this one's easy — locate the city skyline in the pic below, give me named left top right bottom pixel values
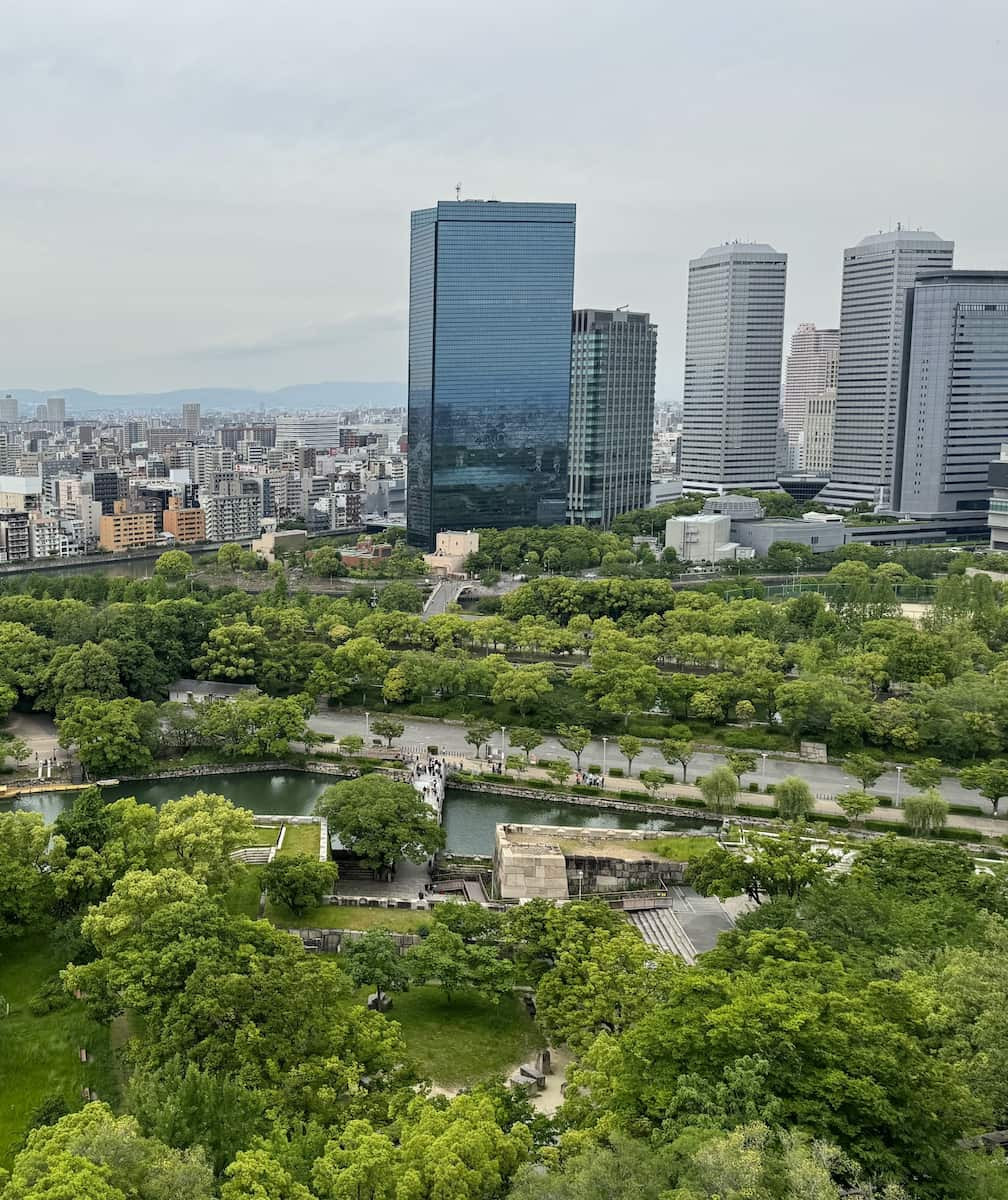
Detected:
left=3, top=0, right=1005, bottom=397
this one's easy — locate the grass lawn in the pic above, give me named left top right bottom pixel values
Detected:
left=0, top=936, right=120, bottom=1168
left=647, top=835, right=717, bottom=861
left=266, top=902, right=431, bottom=932
left=246, top=826, right=281, bottom=848
left=224, top=866, right=264, bottom=918
left=278, top=823, right=320, bottom=858
left=376, top=986, right=545, bottom=1087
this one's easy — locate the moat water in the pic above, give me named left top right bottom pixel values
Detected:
left=11, top=771, right=707, bottom=856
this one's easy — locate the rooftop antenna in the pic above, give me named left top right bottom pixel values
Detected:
left=455, top=181, right=462, bottom=201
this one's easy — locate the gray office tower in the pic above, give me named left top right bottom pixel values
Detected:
left=894, top=271, right=1008, bottom=516
left=817, top=229, right=954, bottom=509
left=406, top=200, right=575, bottom=548
left=680, top=243, right=787, bottom=491
left=46, top=396, right=66, bottom=424
left=567, top=309, right=657, bottom=527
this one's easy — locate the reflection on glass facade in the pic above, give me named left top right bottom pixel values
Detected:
left=407, top=200, right=576, bottom=548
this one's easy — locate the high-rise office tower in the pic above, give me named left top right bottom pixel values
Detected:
left=182, top=402, right=201, bottom=436
left=406, top=199, right=575, bottom=547
left=567, top=309, right=657, bottom=527
left=46, top=396, right=66, bottom=424
left=818, top=228, right=954, bottom=509
left=680, top=243, right=787, bottom=491
left=0, top=396, right=17, bottom=423
left=894, top=270, right=1008, bottom=516
left=801, top=388, right=837, bottom=475
left=781, top=323, right=839, bottom=458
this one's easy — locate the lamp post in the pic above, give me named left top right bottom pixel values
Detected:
left=760, top=752, right=768, bottom=783
left=500, top=726, right=507, bottom=763
left=601, top=736, right=608, bottom=783
left=576, top=869, right=584, bottom=900
left=364, top=711, right=370, bottom=738
left=895, top=764, right=904, bottom=809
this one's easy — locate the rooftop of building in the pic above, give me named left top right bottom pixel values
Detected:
left=914, top=270, right=1008, bottom=284
left=697, top=241, right=783, bottom=259
left=853, top=228, right=950, bottom=247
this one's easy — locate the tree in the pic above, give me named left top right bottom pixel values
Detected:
left=547, top=761, right=572, bottom=788
left=194, top=622, right=266, bottom=682
left=370, top=715, right=405, bottom=748
left=407, top=923, right=513, bottom=1003
left=154, top=792, right=255, bottom=888
left=1, top=1104, right=214, bottom=1200
left=618, top=735, right=642, bottom=775
left=688, top=833, right=832, bottom=905
left=338, top=734, right=365, bottom=756
left=154, top=549, right=195, bottom=580
left=376, top=581, right=424, bottom=613
left=35, top=641, right=124, bottom=713
left=661, top=737, right=695, bottom=782
left=509, top=726, right=544, bottom=762
left=699, top=764, right=739, bottom=811
left=217, top=543, right=243, bottom=572
left=465, top=719, right=498, bottom=759
left=726, top=751, right=757, bottom=788
left=54, top=785, right=109, bottom=854
left=222, top=1150, right=313, bottom=1200
left=57, top=696, right=158, bottom=776
left=317, top=775, right=445, bottom=870
left=835, top=788, right=876, bottom=826
left=905, top=757, right=943, bottom=791
left=960, top=760, right=1008, bottom=816
left=843, top=751, right=884, bottom=791
left=903, top=787, right=949, bottom=836
left=775, top=776, right=815, bottom=821
left=0, top=811, right=59, bottom=936
left=263, top=854, right=339, bottom=916
left=639, top=768, right=666, bottom=799
left=127, top=1059, right=267, bottom=1178
left=341, top=929, right=411, bottom=1007
left=557, top=724, right=592, bottom=770
left=491, top=664, right=554, bottom=714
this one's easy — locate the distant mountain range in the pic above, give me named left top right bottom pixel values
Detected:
left=3, top=381, right=406, bottom=415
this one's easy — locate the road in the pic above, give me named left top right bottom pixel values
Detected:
left=309, top=710, right=992, bottom=816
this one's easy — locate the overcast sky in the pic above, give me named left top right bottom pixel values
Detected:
left=3, top=0, right=1005, bottom=400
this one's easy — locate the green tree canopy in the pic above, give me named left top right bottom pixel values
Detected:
left=317, top=775, right=445, bottom=870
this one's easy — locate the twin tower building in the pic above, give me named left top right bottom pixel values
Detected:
left=406, top=201, right=656, bottom=548
left=406, top=200, right=1008, bottom=549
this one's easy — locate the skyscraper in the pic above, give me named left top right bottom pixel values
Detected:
left=567, top=309, right=657, bottom=527
left=818, top=229, right=954, bottom=509
left=182, top=402, right=201, bottom=436
left=781, top=322, right=839, bottom=461
left=46, top=396, right=66, bottom=424
left=894, top=271, right=1008, bottom=516
left=680, top=243, right=787, bottom=491
left=407, top=199, right=576, bottom=548
left=0, top=396, right=17, bottom=423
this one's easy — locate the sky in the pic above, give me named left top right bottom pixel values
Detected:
left=2, top=0, right=1006, bottom=401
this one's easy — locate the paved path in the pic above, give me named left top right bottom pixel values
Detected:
left=309, top=709, right=994, bottom=818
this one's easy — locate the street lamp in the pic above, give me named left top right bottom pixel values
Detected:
left=895, top=764, right=904, bottom=809
left=601, top=736, right=608, bottom=782
left=500, top=726, right=507, bottom=762
left=760, top=752, right=768, bottom=783
left=576, top=869, right=584, bottom=900
left=364, top=711, right=370, bottom=738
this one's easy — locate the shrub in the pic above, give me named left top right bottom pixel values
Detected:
left=586, top=763, right=602, bottom=774
left=610, top=767, right=624, bottom=778
left=747, top=782, right=759, bottom=793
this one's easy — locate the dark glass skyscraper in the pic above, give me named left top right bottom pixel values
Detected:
left=407, top=200, right=576, bottom=548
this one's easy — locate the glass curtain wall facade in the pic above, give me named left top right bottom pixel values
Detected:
left=894, top=271, right=1008, bottom=515
left=680, top=243, right=787, bottom=491
left=818, top=229, right=954, bottom=509
left=567, top=309, right=657, bottom=527
left=407, top=200, right=576, bottom=548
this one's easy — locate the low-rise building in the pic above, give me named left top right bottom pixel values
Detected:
left=99, top=502, right=157, bottom=551
left=423, top=530, right=480, bottom=576
left=162, top=496, right=206, bottom=544
left=990, top=445, right=1008, bottom=551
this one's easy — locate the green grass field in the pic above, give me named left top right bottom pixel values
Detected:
left=375, top=986, right=544, bottom=1087
left=277, top=823, right=321, bottom=858
left=266, top=902, right=431, bottom=932
left=0, top=937, right=119, bottom=1168
left=246, top=826, right=281, bottom=848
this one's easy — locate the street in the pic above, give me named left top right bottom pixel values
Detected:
left=309, top=709, right=993, bottom=816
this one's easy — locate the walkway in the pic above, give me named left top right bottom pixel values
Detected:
left=308, top=710, right=996, bottom=818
